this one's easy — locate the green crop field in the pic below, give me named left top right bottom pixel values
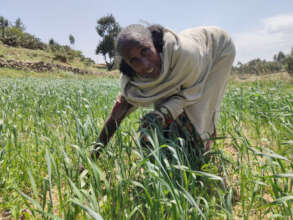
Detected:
left=0, top=70, right=292, bottom=219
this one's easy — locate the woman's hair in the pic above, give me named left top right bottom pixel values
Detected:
left=118, top=24, right=165, bottom=78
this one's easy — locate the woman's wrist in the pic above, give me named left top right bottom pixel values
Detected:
left=159, top=106, right=173, bottom=125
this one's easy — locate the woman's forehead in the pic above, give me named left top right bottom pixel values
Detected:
left=121, top=44, right=141, bottom=60
left=120, top=38, right=152, bottom=56
left=124, top=37, right=151, bottom=47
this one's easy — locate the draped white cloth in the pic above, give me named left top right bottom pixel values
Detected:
left=121, top=26, right=236, bottom=140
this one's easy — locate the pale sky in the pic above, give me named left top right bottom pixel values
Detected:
left=1, top=0, right=293, bottom=64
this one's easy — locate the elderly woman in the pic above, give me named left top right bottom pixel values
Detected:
left=92, top=24, right=236, bottom=159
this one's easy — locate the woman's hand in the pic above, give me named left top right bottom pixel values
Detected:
left=91, top=95, right=135, bottom=160
left=141, top=110, right=166, bottom=129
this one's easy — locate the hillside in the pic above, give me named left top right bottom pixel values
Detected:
left=1, top=40, right=110, bottom=73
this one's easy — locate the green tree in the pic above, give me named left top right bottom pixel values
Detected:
left=96, top=14, right=121, bottom=70
left=14, top=17, right=25, bottom=31
left=277, top=51, right=286, bottom=64
left=0, top=16, right=9, bottom=38
left=285, top=55, right=293, bottom=74
left=49, top=38, right=60, bottom=52
left=49, top=38, right=55, bottom=46
left=69, top=34, right=75, bottom=46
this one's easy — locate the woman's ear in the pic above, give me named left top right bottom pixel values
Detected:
left=119, top=59, right=136, bottom=78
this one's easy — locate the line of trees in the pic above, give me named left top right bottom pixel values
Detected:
left=233, top=49, right=293, bottom=75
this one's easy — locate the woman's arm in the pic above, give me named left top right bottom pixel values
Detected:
left=91, top=95, right=135, bottom=159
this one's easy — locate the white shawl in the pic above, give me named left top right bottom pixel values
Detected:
left=120, top=26, right=235, bottom=140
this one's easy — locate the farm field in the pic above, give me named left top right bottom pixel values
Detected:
left=0, top=70, right=292, bottom=219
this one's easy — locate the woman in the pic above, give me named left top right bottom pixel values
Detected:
left=91, top=24, right=236, bottom=160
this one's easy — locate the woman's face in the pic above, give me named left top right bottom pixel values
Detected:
left=121, top=39, right=161, bottom=79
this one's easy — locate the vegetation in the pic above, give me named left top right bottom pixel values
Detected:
left=96, top=14, right=121, bottom=70
left=0, top=70, right=292, bottom=219
left=233, top=59, right=282, bottom=75
left=0, top=15, right=95, bottom=67
left=285, top=52, right=293, bottom=73
left=0, top=16, right=9, bottom=38
left=69, top=34, right=75, bottom=47
left=0, top=16, right=46, bottom=50
left=0, top=42, right=101, bottom=73
left=233, top=49, right=293, bottom=75
left=14, top=17, right=26, bottom=31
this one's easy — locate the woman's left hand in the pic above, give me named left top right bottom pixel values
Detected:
left=140, top=110, right=166, bottom=130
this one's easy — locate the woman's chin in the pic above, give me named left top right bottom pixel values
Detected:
left=147, top=69, right=161, bottom=79
left=138, top=69, right=160, bottom=79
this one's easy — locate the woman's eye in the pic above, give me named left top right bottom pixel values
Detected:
left=130, top=58, right=139, bottom=65
left=141, top=47, right=149, bottom=56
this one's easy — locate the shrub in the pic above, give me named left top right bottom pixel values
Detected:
left=53, top=53, right=68, bottom=63
left=285, top=55, right=293, bottom=74
left=0, top=26, right=46, bottom=50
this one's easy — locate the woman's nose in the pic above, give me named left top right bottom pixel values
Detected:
left=140, top=58, right=151, bottom=69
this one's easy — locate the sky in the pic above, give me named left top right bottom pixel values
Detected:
left=1, top=0, right=293, bottom=64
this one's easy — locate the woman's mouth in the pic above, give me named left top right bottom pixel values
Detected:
left=146, top=67, right=154, bottom=74
left=138, top=67, right=160, bottom=79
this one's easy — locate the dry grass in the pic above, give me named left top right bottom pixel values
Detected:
left=231, top=72, right=293, bottom=83
left=0, top=67, right=120, bottom=79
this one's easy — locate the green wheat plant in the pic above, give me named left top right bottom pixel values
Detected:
left=0, top=73, right=292, bottom=219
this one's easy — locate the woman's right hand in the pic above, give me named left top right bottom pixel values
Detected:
left=91, top=95, right=135, bottom=160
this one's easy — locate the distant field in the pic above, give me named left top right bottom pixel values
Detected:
left=0, top=71, right=292, bottom=219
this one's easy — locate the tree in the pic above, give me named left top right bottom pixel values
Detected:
left=96, top=14, right=121, bottom=70
left=49, top=38, right=55, bottom=47
left=69, top=34, right=75, bottom=46
left=285, top=55, right=293, bottom=74
left=49, top=38, right=59, bottom=52
left=277, top=51, right=286, bottom=64
left=0, top=16, right=9, bottom=38
left=14, top=18, right=25, bottom=31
